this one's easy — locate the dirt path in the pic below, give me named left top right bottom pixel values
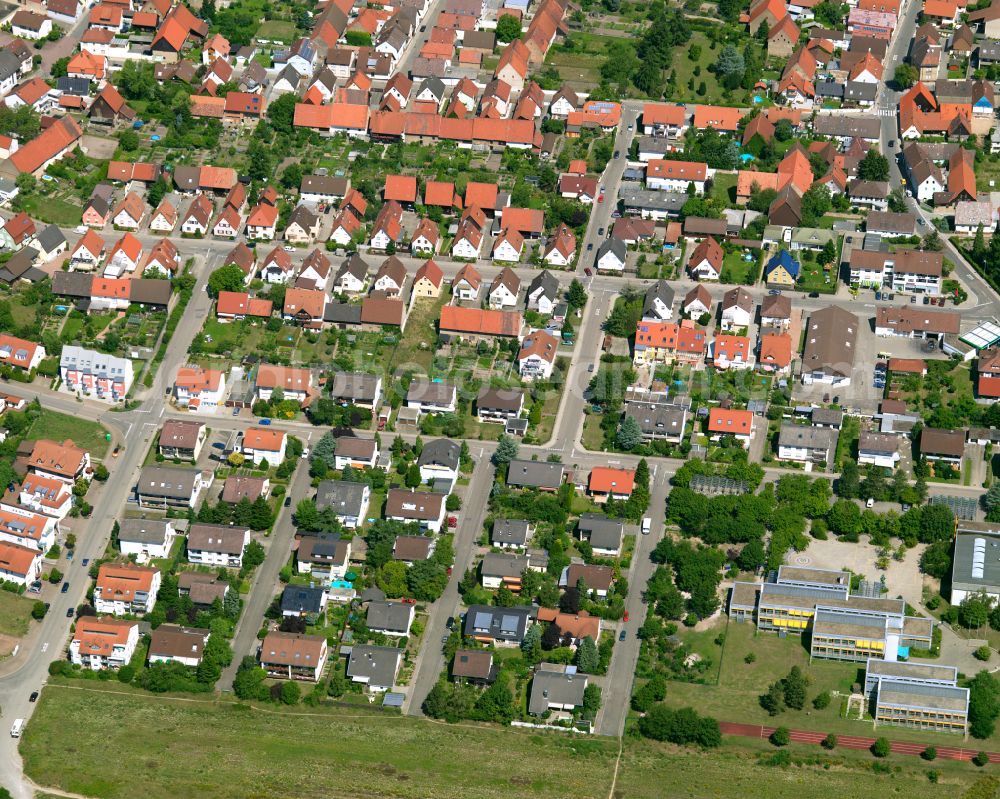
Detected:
left=720, top=720, right=996, bottom=761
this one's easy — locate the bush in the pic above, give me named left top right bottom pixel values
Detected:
left=822, top=733, right=837, bottom=750
left=871, top=737, right=891, bottom=758
left=31, top=600, right=47, bottom=620
left=973, top=751, right=990, bottom=767
left=812, top=691, right=831, bottom=710
left=48, top=568, right=63, bottom=584
left=769, top=726, right=790, bottom=747
left=921, top=746, right=936, bottom=761
left=975, top=645, right=992, bottom=661
left=117, top=664, right=136, bottom=683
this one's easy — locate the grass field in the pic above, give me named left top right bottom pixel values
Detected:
left=255, top=20, right=298, bottom=42
left=796, top=260, right=838, bottom=294
left=0, top=591, right=35, bottom=637
left=720, top=248, right=760, bottom=285
left=22, top=681, right=989, bottom=799
left=16, top=194, right=83, bottom=227
left=27, top=408, right=111, bottom=459
left=670, top=32, right=751, bottom=106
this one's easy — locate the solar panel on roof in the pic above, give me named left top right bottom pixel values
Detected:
left=474, top=611, right=491, bottom=628
left=500, top=614, right=519, bottom=632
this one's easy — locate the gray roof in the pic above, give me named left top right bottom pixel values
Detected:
left=642, top=280, right=674, bottom=319
left=136, top=465, right=200, bottom=500
left=0, top=50, right=20, bottom=82
left=624, top=400, right=687, bottom=438
left=528, top=669, right=588, bottom=715
left=859, top=431, right=899, bottom=453
left=315, top=479, right=369, bottom=517
left=845, top=81, right=877, bottom=101
left=492, top=519, right=530, bottom=546
left=417, top=438, right=460, bottom=470
left=366, top=600, right=413, bottom=633
left=328, top=371, right=380, bottom=402
left=117, top=517, right=172, bottom=545
left=866, top=211, right=916, bottom=235
left=280, top=584, right=326, bottom=615
left=417, top=76, right=445, bottom=99
left=816, top=80, right=844, bottom=99
left=777, top=423, right=838, bottom=454
left=951, top=525, right=1000, bottom=594
left=300, top=174, right=349, bottom=197
left=324, top=302, right=363, bottom=325
left=577, top=513, right=624, bottom=551
left=528, top=269, right=559, bottom=301
left=463, top=604, right=531, bottom=642
left=347, top=644, right=402, bottom=687
left=406, top=378, right=456, bottom=405
left=875, top=679, right=969, bottom=714
left=810, top=408, right=843, bottom=427
left=506, top=458, right=565, bottom=489
left=802, top=306, right=858, bottom=379
left=477, top=386, right=524, bottom=412
left=56, top=76, right=91, bottom=96
left=481, top=551, right=530, bottom=579
left=596, top=236, right=627, bottom=265
left=35, top=224, right=66, bottom=254
left=619, top=186, right=687, bottom=214
left=813, top=115, right=881, bottom=139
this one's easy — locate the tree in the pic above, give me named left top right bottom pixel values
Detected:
left=233, top=656, right=267, bottom=700
left=496, top=15, right=522, bottom=42
left=969, top=671, right=1000, bottom=738
left=960, top=594, right=992, bottom=629
left=770, top=726, right=790, bottom=746
left=377, top=561, right=409, bottom=597
left=404, top=463, right=422, bottom=488
left=267, top=92, right=298, bottom=134
left=615, top=415, right=643, bottom=451
left=582, top=684, right=602, bottom=715
left=31, top=600, right=47, bottom=620
left=919, top=540, right=952, bottom=579
left=774, top=118, right=793, bottom=142
left=822, top=733, right=837, bottom=749
left=475, top=680, right=516, bottom=723
left=813, top=691, right=831, bottom=710
left=638, top=705, right=720, bottom=747
left=893, top=63, right=918, bottom=90
left=492, top=434, right=519, bottom=466
left=986, top=481, right=1000, bottom=516
left=575, top=635, right=600, bottom=673
left=760, top=681, right=785, bottom=716
left=242, top=540, right=265, bottom=570
left=567, top=279, right=587, bottom=309
left=15, top=172, right=35, bottom=194
left=827, top=499, right=862, bottom=536
left=922, top=746, right=937, bottom=760
left=280, top=680, right=301, bottom=705
left=311, top=431, right=338, bottom=470
left=800, top=184, right=832, bottom=227
left=521, top=623, right=542, bottom=662
left=782, top=666, right=808, bottom=710
left=208, top=263, right=247, bottom=296
left=836, top=460, right=860, bottom=498
left=858, top=149, right=890, bottom=182
left=871, top=737, right=891, bottom=757
left=919, top=504, right=954, bottom=543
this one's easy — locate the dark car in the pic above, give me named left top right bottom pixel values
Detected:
left=586, top=243, right=593, bottom=251
left=584, top=267, right=593, bottom=276
left=613, top=150, right=620, bottom=159
left=284, top=496, right=292, bottom=507
left=808, top=292, right=820, bottom=298
left=446, top=616, right=455, bottom=629
left=82, top=558, right=89, bottom=566
left=598, top=227, right=605, bottom=236
left=60, top=582, right=69, bottom=594
left=66, top=607, right=74, bottom=618
left=619, top=630, right=627, bottom=641
left=29, top=691, right=38, bottom=703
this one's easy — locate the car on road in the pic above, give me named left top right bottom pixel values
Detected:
left=446, top=616, right=455, bottom=629
left=586, top=243, right=593, bottom=251
left=258, top=418, right=271, bottom=425
left=597, top=195, right=604, bottom=203
left=613, top=150, right=620, bottom=159
left=910, top=295, right=917, bottom=303
left=623, top=611, right=630, bottom=622
left=619, top=630, right=627, bottom=641
left=112, top=445, right=120, bottom=457
left=768, top=289, right=781, bottom=296
left=641, top=517, right=651, bottom=534
left=82, top=558, right=89, bottom=566
left=29, top=691, right=38, bottom=703
left=60, top=582, right=69, bottom=593
left=441, top=635, right=449, bottom=644
left=808, top=292, right=820, bottom=298
left=584, top=267, right=592, bottom=276
left=917, top=218, right=925, bottom=226
left=611, top=211, right=621, bottom=218
left=888, top=140, right=895, bottom=148
left=284, top=246, right=295, bottom=252
left=588, top=364, right=595, bottom=372
left=284, top=496, right=292, bottom=507
left=402, top=598, right=416, bottom=604
left=65, top=608, right=74, bottom=618
left=232, top=407, right=240, bottom=416
left=598, top=227, right=604, bottom=236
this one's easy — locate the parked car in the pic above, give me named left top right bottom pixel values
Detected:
left=258, top=418, right=272, bottom=425
left=866, top=497, right=875, bottom=508
left=808, top=292, right=820, bottom=298
left=28, top=692, right=38, bottom=703
left=232, top=407, right=241, bottom=416
left=446, top=616, right=455, bottom=629
left=623, top=611, right=630, bottom=622
left=65, top=608, right=73, bottom=618
left=910, top=295, right=917, bottom=303
left=402, top=598, right=416, bottom=605
left=619, top=630, right=627, bottom=641
left=584, top=267, right=593, bottom=276
left=613, top=150, right=620, bottom=159
left=284, top=496, right=292, bottom=507
left=60, top=582, right=69, bottom=594
left=112, top=445, right=120, bottom=457
left=641, top=517, right=651, bottom=535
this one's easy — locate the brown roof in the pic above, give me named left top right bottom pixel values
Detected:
left=148, top=625, right=208, bottom=660
left=452, top=649, right=494, bottom=680
left=920, top=427, right=966, bottom=458
left=221, top=475, right=269, bottom=503
left=875, top=306, right=960, bottom=335
left=260, top=631, right=326, bottom=667
left=361, top=297, right=405, bottom=327
left=761, top=293, right=791, bottom=319
left=385, top=488, right=444, bottom=521
left=802, top=306, right=858, bottom=379
left=393, top=535, right=434, bottom=561
left=565, top=563, right=614, bottom=592
left=159, top=419, right=203, bottom=450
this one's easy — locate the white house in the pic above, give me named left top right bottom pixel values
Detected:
left=596, top=237, right=627, bottom=273
left=0, top=540, right=41, bottom=587
left=488, top=269, right=519, bottom=308
left=117, top=518, right=177, bottom=563
left=186, top=524, right=251, bottom=568
left=858, top=432, right=901, bottom=469
left=93, top=563, right=161, bottom=616
left=70, top=617, right=139, bottom=671
left=518, top=330, right=559, bottom=381
left=241, top=427, right=287, bottom=467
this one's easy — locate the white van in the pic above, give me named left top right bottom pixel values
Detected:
left=641, top=518, right=651, bottom=535
left=10, top=718, right=24, bottom=737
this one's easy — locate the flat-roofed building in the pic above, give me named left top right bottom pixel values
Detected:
left=873, top=678, right=969, bottom=734
left=863, top=658, right=959, bottom=696
left=809, top=606, right=934, bottom=662
left=950, top=522, right=1000, bottom=604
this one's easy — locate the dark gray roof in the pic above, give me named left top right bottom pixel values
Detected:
left=577, top=513, right=624, bottom=550
left=624, top=400, right=687, bottom=438
left=492, top=519, right=530, bottom=546
left=506, top=458, right=565, bottom=489
left=528, top=669, right=588, bottom=715
left=481, top=551, right=530, bottom=578
left=845, top=81, right=877, bottom=102
left=186, top=523, right=248, bottom=555
left=52, top=270, right=94, bottom=298
left=417, top=76, right=445, bottom=99
left=323, top=302, right=363, bottom=324
left=596, top=236, right=627, bottom=264
left=777, top=423, right=838, bottom=454
left=315, top=479, right=369, bottom=517
left=642, top=280, right=674, bottom=319
left=0, top=50, right=19, bottom=82
left=56, top=76, right=91, bottom=96
left=816, top=80, right=845, bottom=99
left=417, top=438, right=460, bottom=470
left=366, top=600, right=413, bottom=633
left=280, top=584, right=326, bottom=614
left=136, top=465, right=201, bottom=500
left=328, top=371, right=379, bottom=402
left=811, top=408, right=844, bottom=427
left=477, top=386, right=523, bottom=412
left=347, top=644, right=401, bottom=687
left=528, top=269, right=559, bottom=300
left=463, top=604, right=531, bottom=642
left=36, top=224, right=66, bottom=253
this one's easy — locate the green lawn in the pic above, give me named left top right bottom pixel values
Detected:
left=255, top=20, right=298, bottom=42
left=21, top=680, right=987, bottom=799
left=27, top=408, right=111, bottom=459
left=669, top=31, right=752, bottom=106
left=16, top=194, right=83, bottom=227
left=796, top=259, right=839, bottom=294
left=710, top=172, right=738, bottom=206
left=0, top=591, right=36, bottom=637
left=720, top=248, right=760, bottom=285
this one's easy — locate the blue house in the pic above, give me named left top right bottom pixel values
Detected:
left=764, top=249, right=800, bottom=286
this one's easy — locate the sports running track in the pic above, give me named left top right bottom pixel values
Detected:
left=720, top=722, right=1000, bottom=763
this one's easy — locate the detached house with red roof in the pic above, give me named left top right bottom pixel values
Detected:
left=173, top=366, right=226, bottom=411
left=707, top=408, right=755, bottom=448
left=518, top=329, right=559, bottom=381
left=544, top=223, right=577, bottom=267
left=94, top=562, right=161, bottom=615
left=104, top=233, right=143, bottom=278
left=149, top=199, right=177, bottom=232
left=242, top=427, right=287, bottom=468
left=245, top=202, right=279, bottom=241
left=977, top=346, right=1000, bottom=399
left=112, top=191, right=145, bottom=230
left=589, top=467, right=635, bottom=502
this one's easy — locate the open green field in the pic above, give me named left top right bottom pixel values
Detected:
left=720, top=248, right=760, bottom=285
left=797, top=259, right=838, bottom=293
left=22, top=681, right=989, bottom=799
left=27, top=408, right=111, bottom=459
left=670, top=31, right=752, bottom=106
left=0, top=591, right=35, bottom=637
left=16, top=194, right=83, bottom=227
left=255, top=20, right=298, bottom=42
